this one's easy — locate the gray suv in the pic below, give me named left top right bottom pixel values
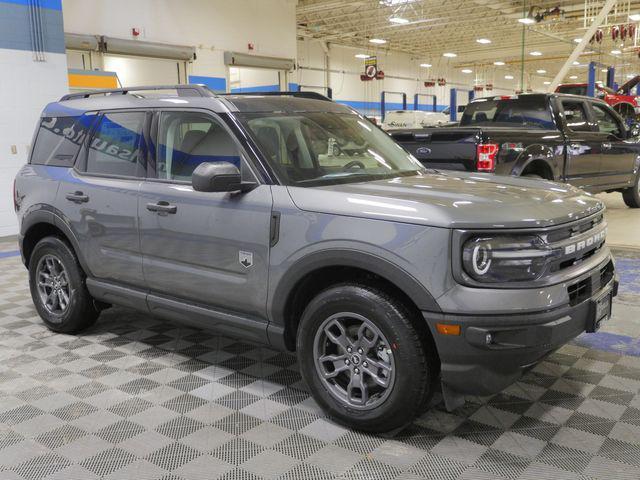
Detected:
left=15, top=85, right=618, bottom=432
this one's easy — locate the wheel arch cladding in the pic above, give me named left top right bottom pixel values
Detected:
left=269, top=249, right=441, bottom=351
left=22, top=213, right=89, bottom=275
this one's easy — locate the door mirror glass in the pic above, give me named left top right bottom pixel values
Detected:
left=192, top=162, right=255, bottom=192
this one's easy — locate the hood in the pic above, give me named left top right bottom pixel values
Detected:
left=287, top=171, right=604, bottom=229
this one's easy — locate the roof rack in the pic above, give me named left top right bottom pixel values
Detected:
left=220, top=91, right=332, bottom=102
left=60, top=84, right=216, bottom=101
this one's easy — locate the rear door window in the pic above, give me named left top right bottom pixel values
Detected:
left=86, top=112, right=147, bottom=177
left=561, top=101, right=591, bottom=132
left=30, top=115, right=95, bottom=167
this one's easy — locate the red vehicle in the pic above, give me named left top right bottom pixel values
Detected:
left=556, top=76, right=640, bottom=122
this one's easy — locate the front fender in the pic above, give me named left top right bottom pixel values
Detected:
left=267, top=246, right=444, bottom=349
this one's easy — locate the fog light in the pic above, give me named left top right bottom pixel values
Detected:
left=485, top=333, right=493, bottom=345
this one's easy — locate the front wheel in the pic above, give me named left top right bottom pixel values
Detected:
left=622, top=171, right=640, bottom=208
left=296, top=283, right=437, bottom=432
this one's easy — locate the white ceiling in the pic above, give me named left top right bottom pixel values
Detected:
left=297, top=0, right=640, bottom=83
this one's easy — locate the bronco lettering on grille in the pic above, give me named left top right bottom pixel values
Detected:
left=564, top=229, right=606, bottom=255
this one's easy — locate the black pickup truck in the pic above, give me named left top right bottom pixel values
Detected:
left=390, top=93, right=640, bottom=208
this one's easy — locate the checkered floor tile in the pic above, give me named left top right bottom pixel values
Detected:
left=0, top=248, right=639, bottom=479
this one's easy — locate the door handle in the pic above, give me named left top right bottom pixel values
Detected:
left=65, top=191, right=89, bottom=203
left=146, top=201, right=177, bottom=214
left=601, top=142, right=612, bottom=150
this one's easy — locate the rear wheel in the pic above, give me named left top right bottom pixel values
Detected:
left=622, top=171, right=640, bottom=208
left=28, top=236, right=99, bottom=333
left=296, top=283, right=437, bottom=432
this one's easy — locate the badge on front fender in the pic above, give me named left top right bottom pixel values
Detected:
left=239, top=251, right=253, bottom=268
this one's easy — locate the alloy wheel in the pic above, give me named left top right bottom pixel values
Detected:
left=313, top=312, right=395, bottom=410
left=36, top=254, right=71, bottom=316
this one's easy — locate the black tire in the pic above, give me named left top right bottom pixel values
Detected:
left=622, top=172, right=640, bottom=208
left=28, top=236, right=99, bottom=333
left=296, top=283, right=437, bottom=433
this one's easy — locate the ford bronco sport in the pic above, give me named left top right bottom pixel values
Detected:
left=14, top=85, right=618, bottom=432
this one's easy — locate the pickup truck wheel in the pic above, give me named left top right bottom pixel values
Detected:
left=622, top=172, right=640, bottom=208
left=296, top=283, right=436, bottom=433
left=28, top=236, right=99, bottom=333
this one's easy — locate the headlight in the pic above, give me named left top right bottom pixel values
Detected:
left=462, top=235, right=553, bottom=283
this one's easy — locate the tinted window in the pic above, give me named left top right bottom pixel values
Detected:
left=561, top=101, right=590, bottom=132
left=556, top=85, right=588, bottom=96
left=155, top=111, right=241, bottom=181
left=592, top=103, right=622, bottom=136
left=30, top=115, right=94, bottom=167
left=460, top=97, right=555, bottom=129
left=86, top=112, right=146, bottom=176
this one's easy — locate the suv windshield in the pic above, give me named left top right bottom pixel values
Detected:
left=239, top=111, right=425, bottom=186
left=460, top=96, right=555, bottom=129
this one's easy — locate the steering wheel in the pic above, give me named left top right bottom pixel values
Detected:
left=342, top=160, right=366, bottom=171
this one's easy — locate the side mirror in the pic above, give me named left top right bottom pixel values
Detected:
left=191, top=162, right=256, bottom=193
left=627, top=123, right=640, bottom=139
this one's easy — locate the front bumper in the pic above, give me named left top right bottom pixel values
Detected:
left=423, top=273, right=618, bottom=400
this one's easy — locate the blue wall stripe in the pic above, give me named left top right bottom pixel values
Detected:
left=0, top=2, right=65, bottom=53
left=0, top=0, right=62, bottom=10
left=0, top=251, right=20, bottom=259
left=68, top=68, right=118, bottom=77
left=336, top=100, right=448, bottom=114
left=230, top=84, right=280, bottom=93
left=188, top=75, right=226, bottom=92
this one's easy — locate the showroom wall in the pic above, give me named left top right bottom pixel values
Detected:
left=62, top=0, right=298, bottom=92
left=0, top=0, right=69, bottom=237
left=297, top=39, right=520, bottom=117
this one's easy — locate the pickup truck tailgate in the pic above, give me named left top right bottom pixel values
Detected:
left=391, top=128, right=480, bottom=171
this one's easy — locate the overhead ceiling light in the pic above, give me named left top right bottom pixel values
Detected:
left=505, top=75, right=514, bottom=79
left=536, top=69, right=546, bottom=74
left=369, top=38, right=387, bottom=44
left=476, top=38, right=491, bottom=44
left=543, top=81, right=551, bottom=85
left=389, top=16, right=409, bottom=24
left=443, top=52, right=457, bottom=57
left=569, top=75, right=578, bottom=79
left=494, top=61, right=505, bottom=66
left=573, top=38, right=582, bottom=43
left=530, top=51, right=542, bottom=56
left=518, top=17, right=536, bottom=24
left=601, top=68, right=608, bottom=72
left=354, top=53, right=370, bottom=59
left=419, top=63, right=432, bottom=68
left=461, top=69, right=473, bottom=73
left=611, top=49, right=622, bottom=54
left=572, top=61, right=580, bottom=65
left=629, top=13, right=640, bottom=21
left=628, top=74, right=637, bottom=78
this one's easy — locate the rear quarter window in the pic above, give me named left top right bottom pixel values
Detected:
left=30, top=115, right=95, bottom=167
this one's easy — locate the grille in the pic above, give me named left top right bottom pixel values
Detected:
left=546, top=213, right=606, bottom=274
left=567, top=260, right=614, bottom=306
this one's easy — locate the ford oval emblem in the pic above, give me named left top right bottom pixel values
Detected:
left=416, top=146, right=431, bottom=156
